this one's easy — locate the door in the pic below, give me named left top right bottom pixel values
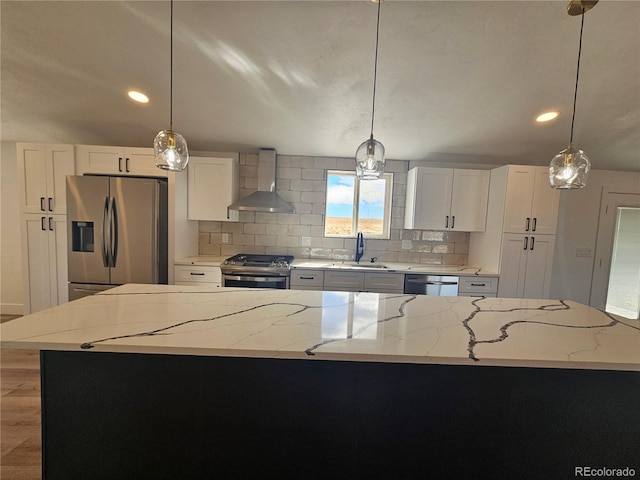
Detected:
left=449, top=169, right=489, bottom=232
left=591, top=192, right=640, bottom=313
left=522, top=235, right=555, bottom=299
left=109, top=177, right=161, bottom=284
left=66, top=175, right=110, bottom=284
left=497, top=234, right=528, bottom=298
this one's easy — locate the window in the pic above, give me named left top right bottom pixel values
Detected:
left=324, top=170, right=393, bottom=238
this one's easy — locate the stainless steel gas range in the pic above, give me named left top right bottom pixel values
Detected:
left=220, top=254, right=294, bottom=289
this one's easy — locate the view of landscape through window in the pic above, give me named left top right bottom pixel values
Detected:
left=324, top=171, right=391, bottom=237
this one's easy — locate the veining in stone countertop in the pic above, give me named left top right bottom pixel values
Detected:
left=1, top=284, right=638, bottom=371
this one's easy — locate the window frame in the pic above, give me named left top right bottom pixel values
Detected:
left=324, top=170, right=393, bottom=239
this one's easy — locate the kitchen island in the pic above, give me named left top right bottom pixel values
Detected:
left=2, top=284, right=639, bottom=479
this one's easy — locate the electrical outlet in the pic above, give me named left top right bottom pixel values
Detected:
left=576, top=248, right=593, bottom=257
left=402, top=240, right=412, bottom=250
left=222, top=233, right=229, bottom=244
left=301, top=236, right=311, bottom=246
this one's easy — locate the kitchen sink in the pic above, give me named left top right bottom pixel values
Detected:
left=331, top=262, right=389, bottom=269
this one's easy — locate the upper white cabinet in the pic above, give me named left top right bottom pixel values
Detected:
left=502, top=166, right=559, bottom=235
left=404, top=167, right=489, bottom=232
left=75, top=145, right=167, bottom=177
left=17, top=143, right=75, bottom=214
left=187, top=155, right=240, bottom=221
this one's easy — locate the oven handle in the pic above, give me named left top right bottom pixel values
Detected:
left=224, top=275, right=288, bottom=283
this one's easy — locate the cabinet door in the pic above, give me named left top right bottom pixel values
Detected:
left=363, top=272, right=404, bottom=293
left=497, top=234, right=528, bottom=298
left=530, top=167, right=559, bottom=235
left=187, top=156, right=239, bottom=221
left=75, top=145, right=124, bottom=175
left=124, top=147, right=168, bottom=177
left=405, top=167, right=453, bottom=230
left=22, top=215, right=52, bottom=313
left=449, top=170, right=489, bottom=232
left=46, top=145, right=75, bottom=214
left=522, top=234, right=555, bottom=299
left=323, top=271, right=364, bottom=292
left=17, top=143, right=48, bottom=214
left=50, top=216, right=69, bottom=305
left=503, top=166, right=535, bottom=233
left=290, top=269, right=324, bottom=290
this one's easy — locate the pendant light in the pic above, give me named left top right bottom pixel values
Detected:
left=549, top=0, right=598, bottom=189
left=155, top=0, right=189, bottom=172
left=355, top=0, right=385, bottom=180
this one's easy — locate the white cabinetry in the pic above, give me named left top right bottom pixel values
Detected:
left=502, top=166, right=559, bottom=235
left=21, top=214, right=68, bottom=314
left=404, top=167, right=489, bottom=232
left=497, top=234, right=555, bottom=299
left=458, top=276, right=499, bottom=298
left=187, top=155, right=240, bottom=221
left=469, top=165, right=561, bottom=299
left=174, top=265, right=222, bottom=287
left=290, top=270, right=325, bottom=290
left=322, top=271, right=404, bottom=293
left=17, top=143, right=74, bottom=214
left=75, top=145, right=167, bottom=177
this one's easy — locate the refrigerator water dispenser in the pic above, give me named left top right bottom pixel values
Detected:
left=72, top=221, right=94, bottom=252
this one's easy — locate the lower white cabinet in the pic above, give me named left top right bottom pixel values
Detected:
left=21, top=214, right=68, bottom=314
left=498, top=234, right=555, bottom=299
left=290, top=270, right=324, bottom=290
left=458, top=276, right=499, bottom=298
left=322, top=271, right=404, bottom=293
left=174, top=265, right=222, bottom=287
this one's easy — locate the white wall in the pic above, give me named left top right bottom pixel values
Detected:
left=0, top=142, right=24, bottom=314
left=551, top=169, right=640, bottom=305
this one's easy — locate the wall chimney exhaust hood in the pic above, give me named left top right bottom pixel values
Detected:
left=228, top=148, right=295, bottom=213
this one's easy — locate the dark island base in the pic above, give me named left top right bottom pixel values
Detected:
left=41, top=351, right=639, bottom=479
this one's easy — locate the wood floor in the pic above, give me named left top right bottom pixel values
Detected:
left=1, top=315, right=41, bottom=479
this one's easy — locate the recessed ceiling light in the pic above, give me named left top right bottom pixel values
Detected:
left=536, top=111, right=559, bottom=123
left=127, top=90, right=149, bottom=104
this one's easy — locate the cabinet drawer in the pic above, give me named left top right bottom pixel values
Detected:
left=174, top=265, right=221, bottom=284
left=291, top=270, right=324, bottom=289
left=323, top=271, right=365, bottom=292
left=364, top=273, right=405, bottom=292
left=458, top=276, right=499, bottom=294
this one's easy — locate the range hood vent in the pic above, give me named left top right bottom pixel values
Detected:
left=228, top=148, right=295, bottom=214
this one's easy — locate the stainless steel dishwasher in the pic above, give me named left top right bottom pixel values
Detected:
left=404, top=274, right=459, bottom=296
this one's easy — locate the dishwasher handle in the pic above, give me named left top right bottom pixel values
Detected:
left=405, top=278, right=459, bottom=286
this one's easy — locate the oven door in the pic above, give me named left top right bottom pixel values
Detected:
left=223, top=274, right=290, bottom=289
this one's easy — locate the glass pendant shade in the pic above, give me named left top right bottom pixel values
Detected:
left=355, top=136, right=385, bottom=180
left=154, top=129, right=189, bottom=172
left=549, top=144, right=590, bottom=189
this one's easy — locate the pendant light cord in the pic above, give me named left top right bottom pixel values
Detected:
left=370, top=0, right=381, bottom=138
left=170, top=0, right=174, bottom=129
left=569, top=6, right=585, bottom=145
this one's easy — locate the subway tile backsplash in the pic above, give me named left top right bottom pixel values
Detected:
left=198, top=153, right=469, bottom=265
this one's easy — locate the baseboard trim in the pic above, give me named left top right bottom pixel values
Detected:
left=1, top=303, right=24, bottom=315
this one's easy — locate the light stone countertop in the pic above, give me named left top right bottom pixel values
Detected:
left=174, top=256, right=227, bottom=266
left=291, top=258, right=497, bottom=276
left=2, top=284, right=638, bottom=371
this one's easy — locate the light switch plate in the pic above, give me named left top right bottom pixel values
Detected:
left=222, top=233, right=229, bottom=244
left=402, top=240, right=412, bottom=250
left=301, top=236, right=311, bottom=246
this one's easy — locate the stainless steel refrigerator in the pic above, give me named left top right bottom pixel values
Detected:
left=66, top=175, right=168, bottom=300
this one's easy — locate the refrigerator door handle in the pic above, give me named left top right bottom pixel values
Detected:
left=102, top=197, right=110, bottom=267
left=109, top=197, right=118, bottom=267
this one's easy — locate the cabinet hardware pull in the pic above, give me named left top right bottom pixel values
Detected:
left=41, top=216, right=46, bottom=231
left=445, top=215, right=449, bottom=228
left=125, top=158, right=130, bottom=172
left=300, top=276, right=315, bottom=280
left=532, top=217, right=537, bottom=232
left=48, top=197, right=53, bottom=212
left=470, top=283, right=486, bottom=287
left=451, top=215, right=455, bottom=229
left=530, top=236, right=535, bottom=250
left=525, top=217, right=530, bottom=231
left=189, top=272, right=206, bottom=276
left=523, top=236, right=528, bottom=250
left=227, top=206, right=230, bottom=220
left=40, top=197, right=45, bottom=211
left=118, top=157, right=123, bottom=172
left=49, top=217, right=54, bottom=231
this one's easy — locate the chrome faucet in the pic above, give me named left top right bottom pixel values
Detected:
left=355, top=232, right=364, bottom=263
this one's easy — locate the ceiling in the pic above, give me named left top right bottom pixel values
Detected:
left=1, top=1, right=639, bottom=171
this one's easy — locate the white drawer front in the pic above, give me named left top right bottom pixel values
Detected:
left=364, top=273, right=405, bottom=292
left=174, top=265, right=222, bottom=284
left=291, top=270, right=324, bottom=288
left=458, top=276, right=499, bottom=294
